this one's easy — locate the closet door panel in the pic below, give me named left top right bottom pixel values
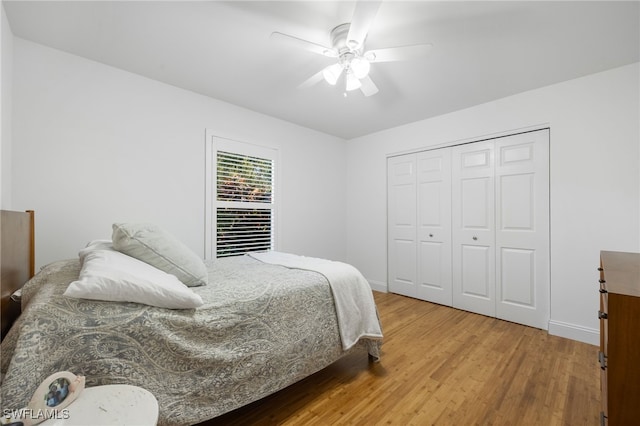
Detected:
left=392, top=239, right=417, bottom=286
left=419, top=182, right=442, bottom=225
left=500, top=173, right=534, bottom=230
left=461, top=177, right=492, bottom=229
left=416, top=149, right=452, bottom=305
left=452, top=142, right=496, bottom=317
left=461, top=244, right=492, bottom=298
left=500, top=247, right=535, bottom=305
left=388, top=155, right=417, bottom=298
left=393, top=185, right=416, bottom=227
left=419, top=241, right=443, bottom=287
left=495, top=130, right=549, bottom=329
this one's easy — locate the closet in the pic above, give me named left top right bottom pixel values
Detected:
left=387, top=129, right=549, bottom=329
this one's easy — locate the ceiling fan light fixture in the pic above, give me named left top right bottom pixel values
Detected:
left=323, top=63, right=343, bottom=85
left=345, top=71, right=362, bottom=91
left=350, top=56, right=371, bottom=79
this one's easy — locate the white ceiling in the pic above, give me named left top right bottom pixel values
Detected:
left=4, top=1, right=639, bottom=139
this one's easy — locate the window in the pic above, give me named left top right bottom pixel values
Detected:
left=205, top=134, right=277, bottom=259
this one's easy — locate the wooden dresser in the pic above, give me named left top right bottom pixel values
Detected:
left=598, top=251, right=640, bottom=425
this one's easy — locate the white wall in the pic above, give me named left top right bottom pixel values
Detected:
left=346, top=63, right=640, bottom=345
left=10, top=33, right=640, bottom=346
left=0, top=3, right=13, bottom=209
left=11, top=38, right=347, bottom=268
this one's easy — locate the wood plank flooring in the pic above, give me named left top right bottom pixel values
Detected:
left=200, top=291, right=600, bottom=425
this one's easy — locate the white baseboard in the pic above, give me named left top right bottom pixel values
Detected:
left=548, top=320, right=599, bottom=346
left=367, top=279, right=388, bottom=293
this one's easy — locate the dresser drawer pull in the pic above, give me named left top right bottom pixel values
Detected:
left=598, top=310, right=608, bottom=320
left=599, top=279, right=606, bottom=284
left=598, top=351, right=607, bottom=370
left=599, top=288, right=608, bottom=294
left=597, top=267, right=603, bottom=272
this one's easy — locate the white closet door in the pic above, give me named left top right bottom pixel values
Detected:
left=495, top=130, right=549, bottom=329
left=416, top=149, right=452, bottom=305
left=387, top=155, right=417, bottom=298
left=452, top=141, right=496, bottom=317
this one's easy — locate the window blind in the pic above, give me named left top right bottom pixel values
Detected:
left=215, top=150, right=274, bottom=258
left=216, top=208, right=272, bottom=257
left=216, top=151, right=272, bottom=203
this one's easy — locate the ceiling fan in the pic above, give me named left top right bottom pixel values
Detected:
left=271, top=0, right=433, bottom=97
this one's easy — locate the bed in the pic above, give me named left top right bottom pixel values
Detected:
left=0, top=213, right=382, bottom=426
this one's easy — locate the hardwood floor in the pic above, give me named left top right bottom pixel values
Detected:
left=201, top=291, right=600, bottom=425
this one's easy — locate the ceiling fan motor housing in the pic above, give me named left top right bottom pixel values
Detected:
left=330, top=23, right=369, bottom=79
left=330, top=23, right=363, bottom=55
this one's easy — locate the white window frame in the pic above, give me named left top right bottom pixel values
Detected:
left=205, top=131, right=279, bottom=260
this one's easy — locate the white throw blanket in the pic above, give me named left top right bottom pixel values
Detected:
left=248, top=251, right=383, bottom=351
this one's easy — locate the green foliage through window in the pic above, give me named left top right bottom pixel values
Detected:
left=217, top=151, right=272, bottom=203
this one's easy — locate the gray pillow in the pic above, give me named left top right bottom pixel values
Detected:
left=112, top=223, right=208, bottom=287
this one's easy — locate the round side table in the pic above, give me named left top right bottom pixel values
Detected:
left=40, top=384, right=158, bottom=426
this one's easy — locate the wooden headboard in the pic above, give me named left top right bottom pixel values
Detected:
left=1, top=210, right=35, bottom=340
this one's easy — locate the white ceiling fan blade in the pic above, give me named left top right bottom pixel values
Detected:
left=365, top=43, right=433, bottom=63
left=271, top=32, right=337, bottom=58
left=346, top=0, right=382, bottom=50
left=298, top=70, right=326, bottom=89
left=359, top=75, right=379, bottom=97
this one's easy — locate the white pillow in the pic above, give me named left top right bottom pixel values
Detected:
left=112, top=223, right=208, bottom=287
left=64, top=248, right=203, bottom=309
left=80, top=239, right=115, bottom=256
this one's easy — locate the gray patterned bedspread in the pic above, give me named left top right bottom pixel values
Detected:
left=1, top=255, right=381, bottom=425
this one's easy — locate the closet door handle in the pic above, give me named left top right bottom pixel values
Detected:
left=429, top=233, right=434, bottom=238
left=472, top=236, right=478, bottom=241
